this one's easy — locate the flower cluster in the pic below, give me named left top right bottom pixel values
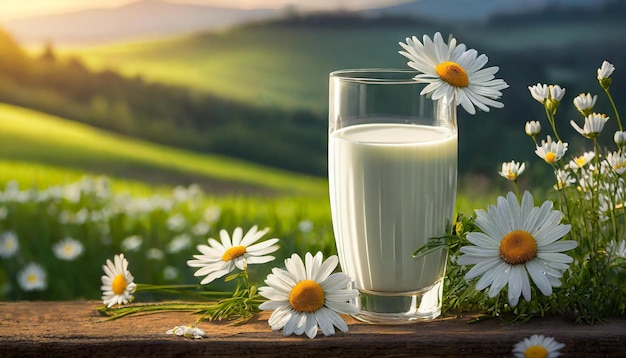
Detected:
left=404, top=32, right=624, bottom=322
left=99, top=227, right=359, bottom=339
left=448, top=60, right=625, bottom=322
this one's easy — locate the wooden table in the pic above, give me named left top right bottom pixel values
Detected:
left=0, top=301, right=624, bottom=357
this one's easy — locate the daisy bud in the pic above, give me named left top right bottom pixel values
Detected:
left=545, top=85, right=565, bottom=115
left=525, top=120, right=541, bottom=137
left=573, top=93, right=597, bottom=117
left=598, top=60, right=615, bottom=90
left=615, top=131, right=626, bottom=148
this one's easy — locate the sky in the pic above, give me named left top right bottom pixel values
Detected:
left=0, top=0, right=410, bottom=20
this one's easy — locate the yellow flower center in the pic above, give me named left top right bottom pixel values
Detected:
left=545, top=152, right=556, bottom=163
left=575, top=157, right=587, bottom=167
left=507, top=172, right=517, bottom=180
left=112, top=274, right=127, bottom=295
left=524, top=345, right=548, bottom=358
left=435, top=61, right=469, bottom=87
left=222, top=245, right=246, bottom=262
left=27, top=274, right=37, bottom=283
left=499, top=230, right=537, bottom=265
left=289, top=280, right=325, bottom=312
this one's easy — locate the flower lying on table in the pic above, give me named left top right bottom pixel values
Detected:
left=97, top=227, right=359, bottom=339
left=258, top=252, right=359, bottom=339
left=512, top=334, right=565, bottom=358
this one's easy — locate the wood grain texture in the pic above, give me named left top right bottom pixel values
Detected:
left=0, top=301, right=624, bottom=357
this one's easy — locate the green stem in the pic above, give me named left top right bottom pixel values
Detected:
left=544, top=106, right=562, bottom=142
left=604, top=88, right=623, bottom=131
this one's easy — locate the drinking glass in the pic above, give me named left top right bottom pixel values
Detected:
left=328, top=69, right=457, bottom=323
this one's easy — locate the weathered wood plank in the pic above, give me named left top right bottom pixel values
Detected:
left=0, top=301, right=624, bottom=357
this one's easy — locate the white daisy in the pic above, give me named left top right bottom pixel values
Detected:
left=101, top=253, right=137, bottom=308
left=535, top=135, right=568, bottom=164
left=598, top=60, right=615, bottom=80
left=571, top=113, right=609, bottom=139
left=606, top=150, right=626, bottom=175
left=18, top=263, right=47, bottom=291
left=187, top=226, right=279, bottom=285
left=573, top=93, right=597, bottom=116
left=553, top=169, right=575, bottom=191
left=398, top=32, right=508, bottom=114
left=52, top=237, right=84, bottom=261
left=528, top=83, right=549, bottom=103
left=498, top=161, right=525, bottom=181
left=258, top=252, right=359, bottom=339
left=525, top=120, right=541, bottom=137
left=0, top=231, right=19, bottom=258
left=568, top=151, right=595, bottom=170
left=512, top=334, right=565, bottom=358
left=456, top=191, right=576, bottom=306
left=166, top=325, right=205, bottom=339
left=548, top=84, right=566, bottom=102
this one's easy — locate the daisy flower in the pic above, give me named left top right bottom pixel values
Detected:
left=606, top=150, right=626, bottom=175
left=548, top=84, right=566, bottom=102
left=258, top=252, right=359, bottom=339
left=456, top=191, right=576, bottom=306
left=573, top=93, right=597, bottom=116
left=535, top=135, right=568, bottom=164
left=187, top=226, right=279, bottom=285
left=598, top=60, right=615, bottom=81
left=52, top=237, right=84, bottom=261
left=18, top=263, right=47, bottom=291
left=528, top=83, right=549, bottom=104
left=568, top=151, right=595, bottom=170
left=101, top=253, right=136, bottom=308
left=498, top=161, right=525, bottom=181
left=512, top=334, right=565, bottom=358
left=570, top=113, right=608, bottom=139
left=553, top=169, right=575, bottom=191
left=0, top=231, right=19, bottom=258
left=525, top=120, right=541, bottom=137
left=398, top=32, right=508, bottom=115
left=166, top=325, right=205, bottom=339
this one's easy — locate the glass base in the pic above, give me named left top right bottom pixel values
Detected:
left=352, top=279, right=443, bottom=324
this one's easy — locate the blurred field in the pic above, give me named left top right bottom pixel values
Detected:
left=0, top=103, right=327, bottom=196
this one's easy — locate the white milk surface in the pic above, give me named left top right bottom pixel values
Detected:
left=329, top=123, right=457, bottom=292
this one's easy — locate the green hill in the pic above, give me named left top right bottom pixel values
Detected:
left=0, top=102, right=327, bottom=196
left=60, top=8, right=626, bottom=116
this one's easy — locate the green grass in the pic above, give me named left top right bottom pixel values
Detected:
left=0, top=102, right=327, bottom=196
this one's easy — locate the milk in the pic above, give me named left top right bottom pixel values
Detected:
left=329, top=122, right=457, bottom=293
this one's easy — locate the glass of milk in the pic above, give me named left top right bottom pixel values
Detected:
left=328, top=69, right=457, bottom=323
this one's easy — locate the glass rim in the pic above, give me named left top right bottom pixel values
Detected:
left=330, top=68, right=420, bottom=84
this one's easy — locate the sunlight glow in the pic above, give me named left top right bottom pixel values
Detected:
left=0, top=0, right=409, bottom=20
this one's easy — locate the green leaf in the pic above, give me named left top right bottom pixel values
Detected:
left=412, top=236, right=451, bottom=258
